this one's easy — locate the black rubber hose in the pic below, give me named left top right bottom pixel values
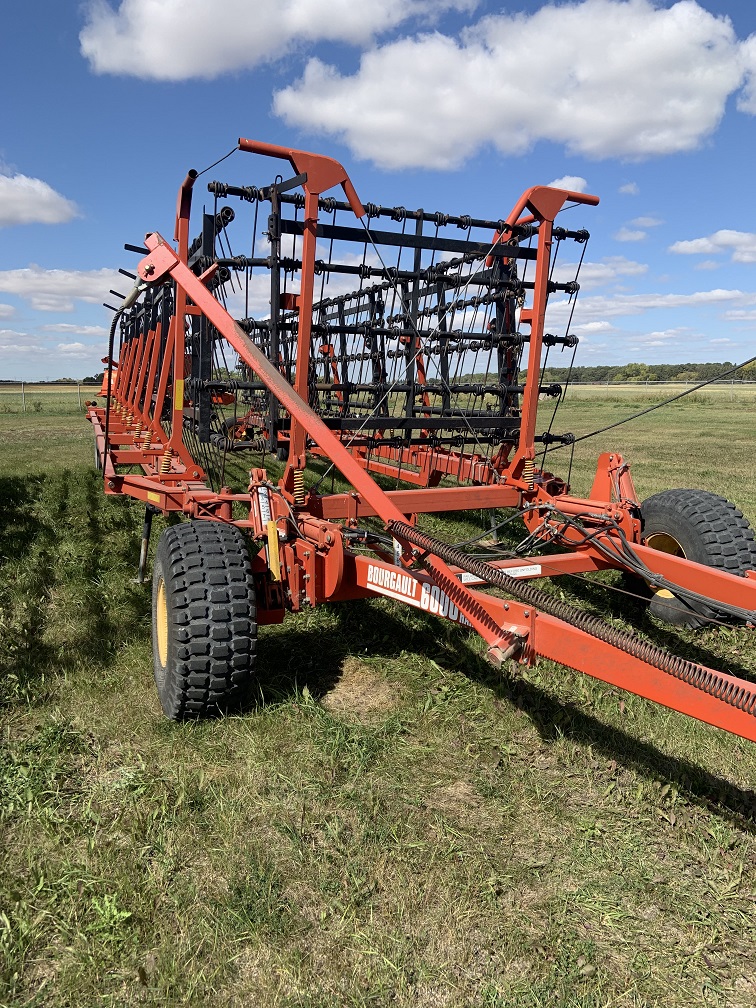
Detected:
left=388, top=520, right=756, bottom=718
left=102, top=307, right=123, bottom=471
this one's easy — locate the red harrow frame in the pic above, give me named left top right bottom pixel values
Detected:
left=88, top=139, right=756, bottom=739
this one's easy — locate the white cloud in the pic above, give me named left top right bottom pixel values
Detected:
left=723, top=309, right=756, bottom=321
left=668, top=229, right=756, bottom=263
left=41, top=323, right=108, bottom=336
left=573, top=320, right=616, bottom=334
left=0, top=174, right=78, bottom=227
left=275, top=0, right=756, bottom=169
left=694, top=259, right=720, bottom=271
left=80, top=0, right=476, bottom=80
left=613, top=227, right=647, bottom=242
left=619, top=182, right=639, bottom=195
left=0, top=329, right=45, bottom=355
left=547, top=287, right=756, bottom=325
left=552, top=256, right=648, bottom=290
left=547, top=175, right=588, bottom=192
left=737, top=34, right=756, bottom=113
left=56, top=342, right=93, bottom=357
left=0, top=304, right=14, bottom=319
left=636, top=327, right=690, bottom=345
left=629, top=216, right=663, bottom=228
left=0, top=265, right=123, bottom=312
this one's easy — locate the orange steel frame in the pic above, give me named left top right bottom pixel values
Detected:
left=87, top=139, right=756, bottom=743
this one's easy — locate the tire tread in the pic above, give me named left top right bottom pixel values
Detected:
left=153, top=521, right=257, bottom=719
left=641, top=488, right=756, bottom=576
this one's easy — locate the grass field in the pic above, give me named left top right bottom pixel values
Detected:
left=1, top=392, right=756, bottom=1007
left=0, top=385, right=100, bottom=418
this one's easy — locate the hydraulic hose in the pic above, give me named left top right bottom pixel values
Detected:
left=388, top=520, right=756, bottom=718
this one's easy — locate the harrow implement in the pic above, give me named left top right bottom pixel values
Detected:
left=87, top=139, right=756, bottom=740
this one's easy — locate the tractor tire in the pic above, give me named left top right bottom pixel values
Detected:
left=640, top=489, right=756, bottom=626
left=151, top=520, right=257, bottom=719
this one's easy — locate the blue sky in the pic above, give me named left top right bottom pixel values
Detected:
left=2, top=0, right=756, bottom=380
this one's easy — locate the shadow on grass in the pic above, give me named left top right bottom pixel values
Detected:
left=259, top=599, right=756, bottom=831
left=0, top=474, right=48, bottom=562
left=0, top=467, right=149, bottom=704
left=255, top=599, right=432, bottom=703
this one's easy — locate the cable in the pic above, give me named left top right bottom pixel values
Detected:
left=388, top=519, right=756, bottom=718
left=195, top=146, right=239, bottom=179
left=543, top=354, right=756, bottom=452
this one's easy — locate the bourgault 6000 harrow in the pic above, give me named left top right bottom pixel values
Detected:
left=87, top=140, right=756, bottom=741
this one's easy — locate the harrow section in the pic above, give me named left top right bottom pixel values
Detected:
left=88, top=139, right=756, bottom=742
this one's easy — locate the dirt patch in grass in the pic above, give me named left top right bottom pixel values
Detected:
left=319, top=657, right=401, bottom=723
left=424, top=779, right=482, bottom=816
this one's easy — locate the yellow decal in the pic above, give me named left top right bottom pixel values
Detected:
left=267, top=521, right=281, bottom=582
left=147, top=492, right=160, bottom=504
left=174, top=378, right=184, bottom=410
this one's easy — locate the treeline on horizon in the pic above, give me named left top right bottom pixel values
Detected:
left=534, top=361, right=750, bottom=383
left=2, top=361, right=755, bottom=387
left=503, top=362, right=754, bottom=384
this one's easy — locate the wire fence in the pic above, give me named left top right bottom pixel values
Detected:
left=0, top=383, right=101, bottom=415
left=559, top=379, right=756, bottom=403
left=1, top=379, right=755, bottom=418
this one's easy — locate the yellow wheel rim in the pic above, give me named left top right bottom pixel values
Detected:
left=156, top=577, right=169, bottom=667
left=645, top=531, right=686, bottom=558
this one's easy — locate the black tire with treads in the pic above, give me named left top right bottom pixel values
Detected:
left=641, top=488, right=756, bottom=626
left=151, top=521, right=257, bottom=719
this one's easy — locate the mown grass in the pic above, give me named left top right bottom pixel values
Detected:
left=1, top=398, right=756, bottom=1008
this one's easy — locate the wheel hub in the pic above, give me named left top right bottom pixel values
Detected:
left=645, top=531, right=686, bottom=558
left=156, top=577, right=169, bottom=668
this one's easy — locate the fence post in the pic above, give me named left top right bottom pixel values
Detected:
left=21, top=382, right=25, bottom=413
left=77, top=383, right=82, bottom=410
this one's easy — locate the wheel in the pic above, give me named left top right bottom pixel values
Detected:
left=640, top=488, right=756, bottom=626
left=151, top=520, right=257, bottom=719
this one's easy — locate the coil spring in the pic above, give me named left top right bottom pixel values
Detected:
left=387, top=520, right=756, bottom=720
left=293, top=469, right=306, bottom=507
left=141, top=430, right=153, bottom=450
left=132, top=421, right=142, bottom=438
left=522, top=458, right=535, bottom=491
left=160, top=448, right=174, bottom=474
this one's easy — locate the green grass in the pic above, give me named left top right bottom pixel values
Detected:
left=0, top=385, right=100, bottom=418
left=1, top=401, right=756, bottom=1008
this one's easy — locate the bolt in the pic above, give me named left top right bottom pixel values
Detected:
left=523, top=610, right=530, bottom=618
left=503, top=603, right=509, bottom=610
left=107, top=480, right=115, bottom=489
left=143, top=263, right=155, bottom=276
left=193, top=471, right=199, bottom=478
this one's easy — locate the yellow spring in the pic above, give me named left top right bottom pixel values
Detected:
left=293, top=469, right=306, bottom=507
left=160, top=448, right=174, bottom=474
left=522, top=458, right=535, bottom=491
left=132, top=421, right=142, bottom=438
left=141, top=430, right=153, bottom=450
